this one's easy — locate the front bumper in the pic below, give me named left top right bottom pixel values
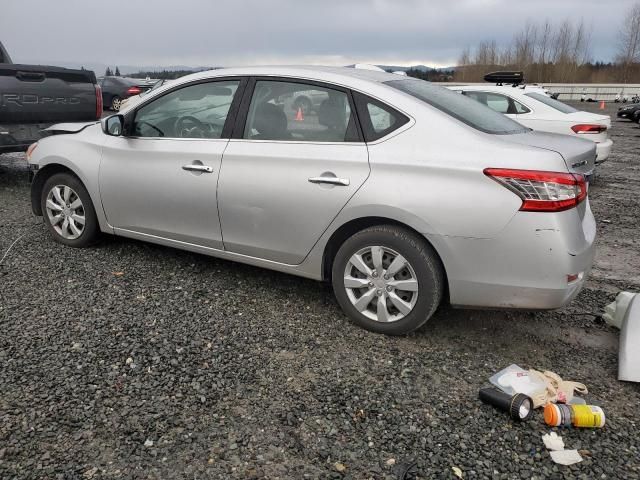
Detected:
left=595, top=138, right=613, bottom=164
left=430, top=201, right=596, bottom=310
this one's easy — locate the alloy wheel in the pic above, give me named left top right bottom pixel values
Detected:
left=45, top=185, right=86, bottom=240
left=343, top=245, right=419, bottom=323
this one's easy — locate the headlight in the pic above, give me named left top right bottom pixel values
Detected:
left=26, top=142, right=38, bottom=161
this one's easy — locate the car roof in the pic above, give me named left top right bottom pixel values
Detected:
left=169, top=66, right=404, bottom=88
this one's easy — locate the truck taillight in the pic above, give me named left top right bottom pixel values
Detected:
left=484, top=168, right=587, bottom=212
left=127, top=86, right=142, bottom=95
left=571, top=124, right=606, bottom=134
left=95, top=84, right=103, bottom=119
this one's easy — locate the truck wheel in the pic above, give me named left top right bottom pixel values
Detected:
left=111, top=96, right=122, bottom=111
left=41, top=173, right=99, bottom=247
left=332, top=225, right=444, bottom=335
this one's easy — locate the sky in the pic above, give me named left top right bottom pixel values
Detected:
left=1, top=0, right=637, bottom=70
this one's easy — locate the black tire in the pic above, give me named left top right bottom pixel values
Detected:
left=41, top=173, right=99, bottom=248
left=332, top=225, right=444, bottom=335
left=111, top=95, right=122, bottom=111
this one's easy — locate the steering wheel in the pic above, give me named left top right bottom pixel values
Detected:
left=175, top=116, right=208, bottom=138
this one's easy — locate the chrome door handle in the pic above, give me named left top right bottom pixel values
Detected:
left=308, top=176, right=350, bottom=186
left=182, top=164, right=213, bottom=173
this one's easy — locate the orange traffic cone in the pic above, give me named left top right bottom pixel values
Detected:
left=599, top=100, right=605, bottom=110
left=295, top=107, right=304, bottom=121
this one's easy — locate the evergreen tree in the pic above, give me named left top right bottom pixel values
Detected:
left=105, top=67, right=113, bottom=76
left=115, top=66, right=121, bottom=76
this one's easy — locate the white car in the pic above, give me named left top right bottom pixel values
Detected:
left=448, top=85, right=612, bottom=163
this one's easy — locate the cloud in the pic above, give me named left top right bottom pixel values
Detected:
left=1, top=0, right=635, bottom=68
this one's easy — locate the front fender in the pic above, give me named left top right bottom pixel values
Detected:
left=28, top=128, right=112, bottom=233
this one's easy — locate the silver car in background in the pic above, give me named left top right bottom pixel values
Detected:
left=27, top=66, right=596, bottom=335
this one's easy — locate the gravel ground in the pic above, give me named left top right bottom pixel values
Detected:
left=1, top=102, right=639, bottom=479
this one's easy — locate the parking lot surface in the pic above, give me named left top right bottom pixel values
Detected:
left=1, top=102, right=639, bottom=479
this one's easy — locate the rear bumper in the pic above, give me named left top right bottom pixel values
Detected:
left=430, top=201, right=596, bottom=310
left=595, top=138, right=613, bottom=163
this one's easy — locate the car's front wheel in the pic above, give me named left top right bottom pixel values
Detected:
left=41, top=173, right=99, bottom=247
left=332, top=225, right=444, bottom=335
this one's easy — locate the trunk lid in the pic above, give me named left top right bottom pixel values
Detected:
left=502, top=130, right=596, bottom=176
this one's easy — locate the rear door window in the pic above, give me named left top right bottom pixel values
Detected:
left=465, top=91, right=531, bottom=115
left=242, top=80, right=359, bottom=142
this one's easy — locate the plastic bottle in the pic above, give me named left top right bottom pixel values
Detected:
left=544, top=403, right=605, bottom=428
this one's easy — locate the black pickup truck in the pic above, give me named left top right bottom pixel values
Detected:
left=0, top=41, right=102, bottom=153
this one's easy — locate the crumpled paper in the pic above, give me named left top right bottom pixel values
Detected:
left=542, top=432, right=565, bottom=451
left=549, top=450, right=583, bottom=466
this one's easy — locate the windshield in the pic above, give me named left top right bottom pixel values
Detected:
left=525, top=92, right=579, bottom=114
left=386, top=79, right=529, bottom=135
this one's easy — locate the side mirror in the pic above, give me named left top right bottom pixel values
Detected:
left=101, top=114, right=124, bottom=136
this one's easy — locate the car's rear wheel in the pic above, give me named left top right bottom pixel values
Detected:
left=41, top=173, right=99, bottom=247
left=111, top=95, right=122, bottom=111
left=332, top=225, right=444, bottom=335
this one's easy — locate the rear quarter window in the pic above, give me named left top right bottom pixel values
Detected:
left=353, top=92, right=409, bottom=141
left=386, top=79, right=529, bottom=135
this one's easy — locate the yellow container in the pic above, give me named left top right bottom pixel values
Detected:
left=571, top=405, right=605, bottom=428
left=544, top=403, right=605, bottom=428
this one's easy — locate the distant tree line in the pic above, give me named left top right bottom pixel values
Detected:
left=400, top=68, right=455, bottom=82
left=104, top=66, right=121, bottom=76
left=455, top=2, right=640, bottom=83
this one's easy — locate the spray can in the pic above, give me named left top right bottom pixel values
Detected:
left=544, top=403, right=605, bottom=428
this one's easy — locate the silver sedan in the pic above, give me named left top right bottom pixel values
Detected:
left=27, top=66, right=596, bottom=335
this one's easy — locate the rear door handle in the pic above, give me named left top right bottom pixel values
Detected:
left=182, top=164, right=213, bottom=173
left=308, top=176, right=350, bottom=186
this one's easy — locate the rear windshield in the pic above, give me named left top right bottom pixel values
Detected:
left=525, top=92, right=579, bottom=114
left=385, top=79, right=529, bottom=135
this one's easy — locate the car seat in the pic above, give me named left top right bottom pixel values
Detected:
left=252, top=103, right=291, bottom=140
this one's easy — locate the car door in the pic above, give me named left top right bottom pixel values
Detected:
left=99, top=78, right=245, bottom=249
left=217, top=78, right=370, bottom=265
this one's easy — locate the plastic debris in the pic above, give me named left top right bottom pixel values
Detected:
left=618, top=293, right=640, bottom=383
left=542, top=432, right=565, bottom=451
left=489, top=364, right=547, bottom=398
left=489, top=364, right=588, bottom=408
left=452, top=466, right=463, bottom=478
left=549, top=450, right=583, bottom=466
left=603, top=291, right=637, bottom=329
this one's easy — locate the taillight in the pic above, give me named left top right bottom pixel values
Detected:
left=571, top=124, right=606, bottom=134
left=484, top=168, right=587, bottom=212
left=95, top=84, right=103, bottom=119
left=127, top=86, right=142, bottom=95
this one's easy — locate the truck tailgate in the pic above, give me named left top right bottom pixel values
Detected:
left=0, top=64, right=98, bottom=124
